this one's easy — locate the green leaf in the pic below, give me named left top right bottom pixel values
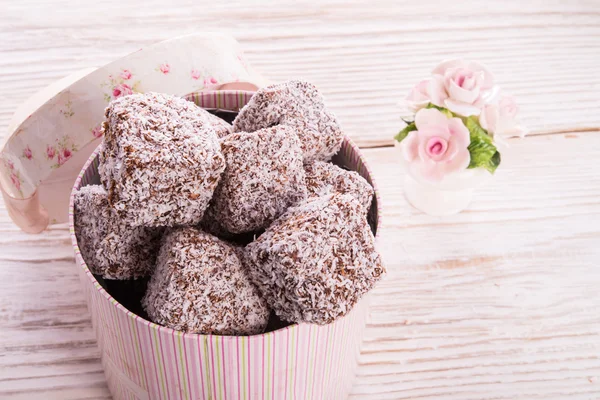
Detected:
left=394, top=122, right=416, bottom=143
left=464, top=116, right=489, bottom=139
left=425, top=103, right=453, bottom=118
left=485, top=151, right=501, bottom=173
left=465, top=116, right=501, bottom=173
left=425, top=103, right=444, bottom=111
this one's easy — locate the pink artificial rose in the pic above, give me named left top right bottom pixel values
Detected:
left=120, top=69, right=132, bottom=80
left=22, top=146, right=32, bottom=160
left=46, top=145, right=56, bottom=160
left=112, top=83, right=133, bottom=99
left=159, top=63, right=170, bottom=74
left=479, top=95, right=527, bottom=140
left=191, top=69, right=201, bottom=80
left=402, top=108, right=471, bottom=182
left=405, top=80, right=431, bottom=112
left=429, top=59, right=495, bottom=117
left=92, top=124, right=103, bottom=138
left=10, top=173, right=20, bottom=190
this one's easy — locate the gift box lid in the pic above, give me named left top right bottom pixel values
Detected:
left=0, top=33, right=268, bottom=233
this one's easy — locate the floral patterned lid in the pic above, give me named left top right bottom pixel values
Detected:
left=0, top=33, right=267, bottom=233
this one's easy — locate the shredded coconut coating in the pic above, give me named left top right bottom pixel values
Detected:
left=142, top=227, right=270, bottom=335
left=206, top=112, right=233, bottom=138
left=208, top=125, right=307, bottom=234
left=73, top=185, right=162, bottom=280
left=244, top=193, right=385, bottom=325
left=232, top=80, right=344, bottom=162
left=99, top=92, right=225, bottom=227
left=304, top=160, right=374, bottom=213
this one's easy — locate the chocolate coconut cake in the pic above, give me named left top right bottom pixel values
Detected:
left=73, top=185, right=162, bottom=280
left=99, top=92, right=225, bottom=227
left=73, top=81, right=383, bottom=336
left=304, top=160, right=374, bottom=213
left=208, top=125, right=307, bottom=234
left=232, top=80, right=344, bottom=162
left=244, top=193, right=385, bottom=325
left=207, top=112, right=233, bottom=138
left=142, top=227, right=269, bottom=335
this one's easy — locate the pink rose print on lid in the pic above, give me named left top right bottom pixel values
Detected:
left=101, top=73, right=139, bottom=103
left=10, top=173, right=20, bottom=191
left=46, top=145, right=56, bottom=160
left=112, top=83, right=133, bottom=99
left=203, top=76, right=218, bottom=86
left=159, top=63, right=170, bottom=74
left=120, top=69, right=132, bottom=80
left=191, top=69, right=201, bottom=80
left=402, top=108, right=471, bottom=182
left=48, top=136, right=77, bottom=169
left=58, top=148, right=72, bottom=166
left=22, top=146, right=32, bottom=160
left=91, top=124, right=103, bottom=138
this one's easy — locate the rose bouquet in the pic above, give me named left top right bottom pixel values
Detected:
left=395, top=60, right=526, bottom=215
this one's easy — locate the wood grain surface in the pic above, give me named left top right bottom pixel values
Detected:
left=1, top=1, right=599, bottom=399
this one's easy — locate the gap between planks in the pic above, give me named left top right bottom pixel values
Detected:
left=355, top=127, right=600, bottom=149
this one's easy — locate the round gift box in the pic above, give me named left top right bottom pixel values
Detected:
left=69, top=91, right=381, bottom=400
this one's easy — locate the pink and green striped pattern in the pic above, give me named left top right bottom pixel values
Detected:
left=184, top=90, right=254, bottom=112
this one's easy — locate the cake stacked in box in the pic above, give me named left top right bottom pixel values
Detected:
left=74, top=81, right=385, bottom=336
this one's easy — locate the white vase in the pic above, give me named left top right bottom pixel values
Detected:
left=395, top=140, right=491, bottom=216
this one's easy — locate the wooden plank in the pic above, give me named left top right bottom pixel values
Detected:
left=351, top=131, right=600, bottom=399
left=1, top=1, right=599, bottom=148
left=0, top=131, right=599, bottom=398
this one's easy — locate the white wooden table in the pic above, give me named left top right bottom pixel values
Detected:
left=1, top=1, right=599, bottom=399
